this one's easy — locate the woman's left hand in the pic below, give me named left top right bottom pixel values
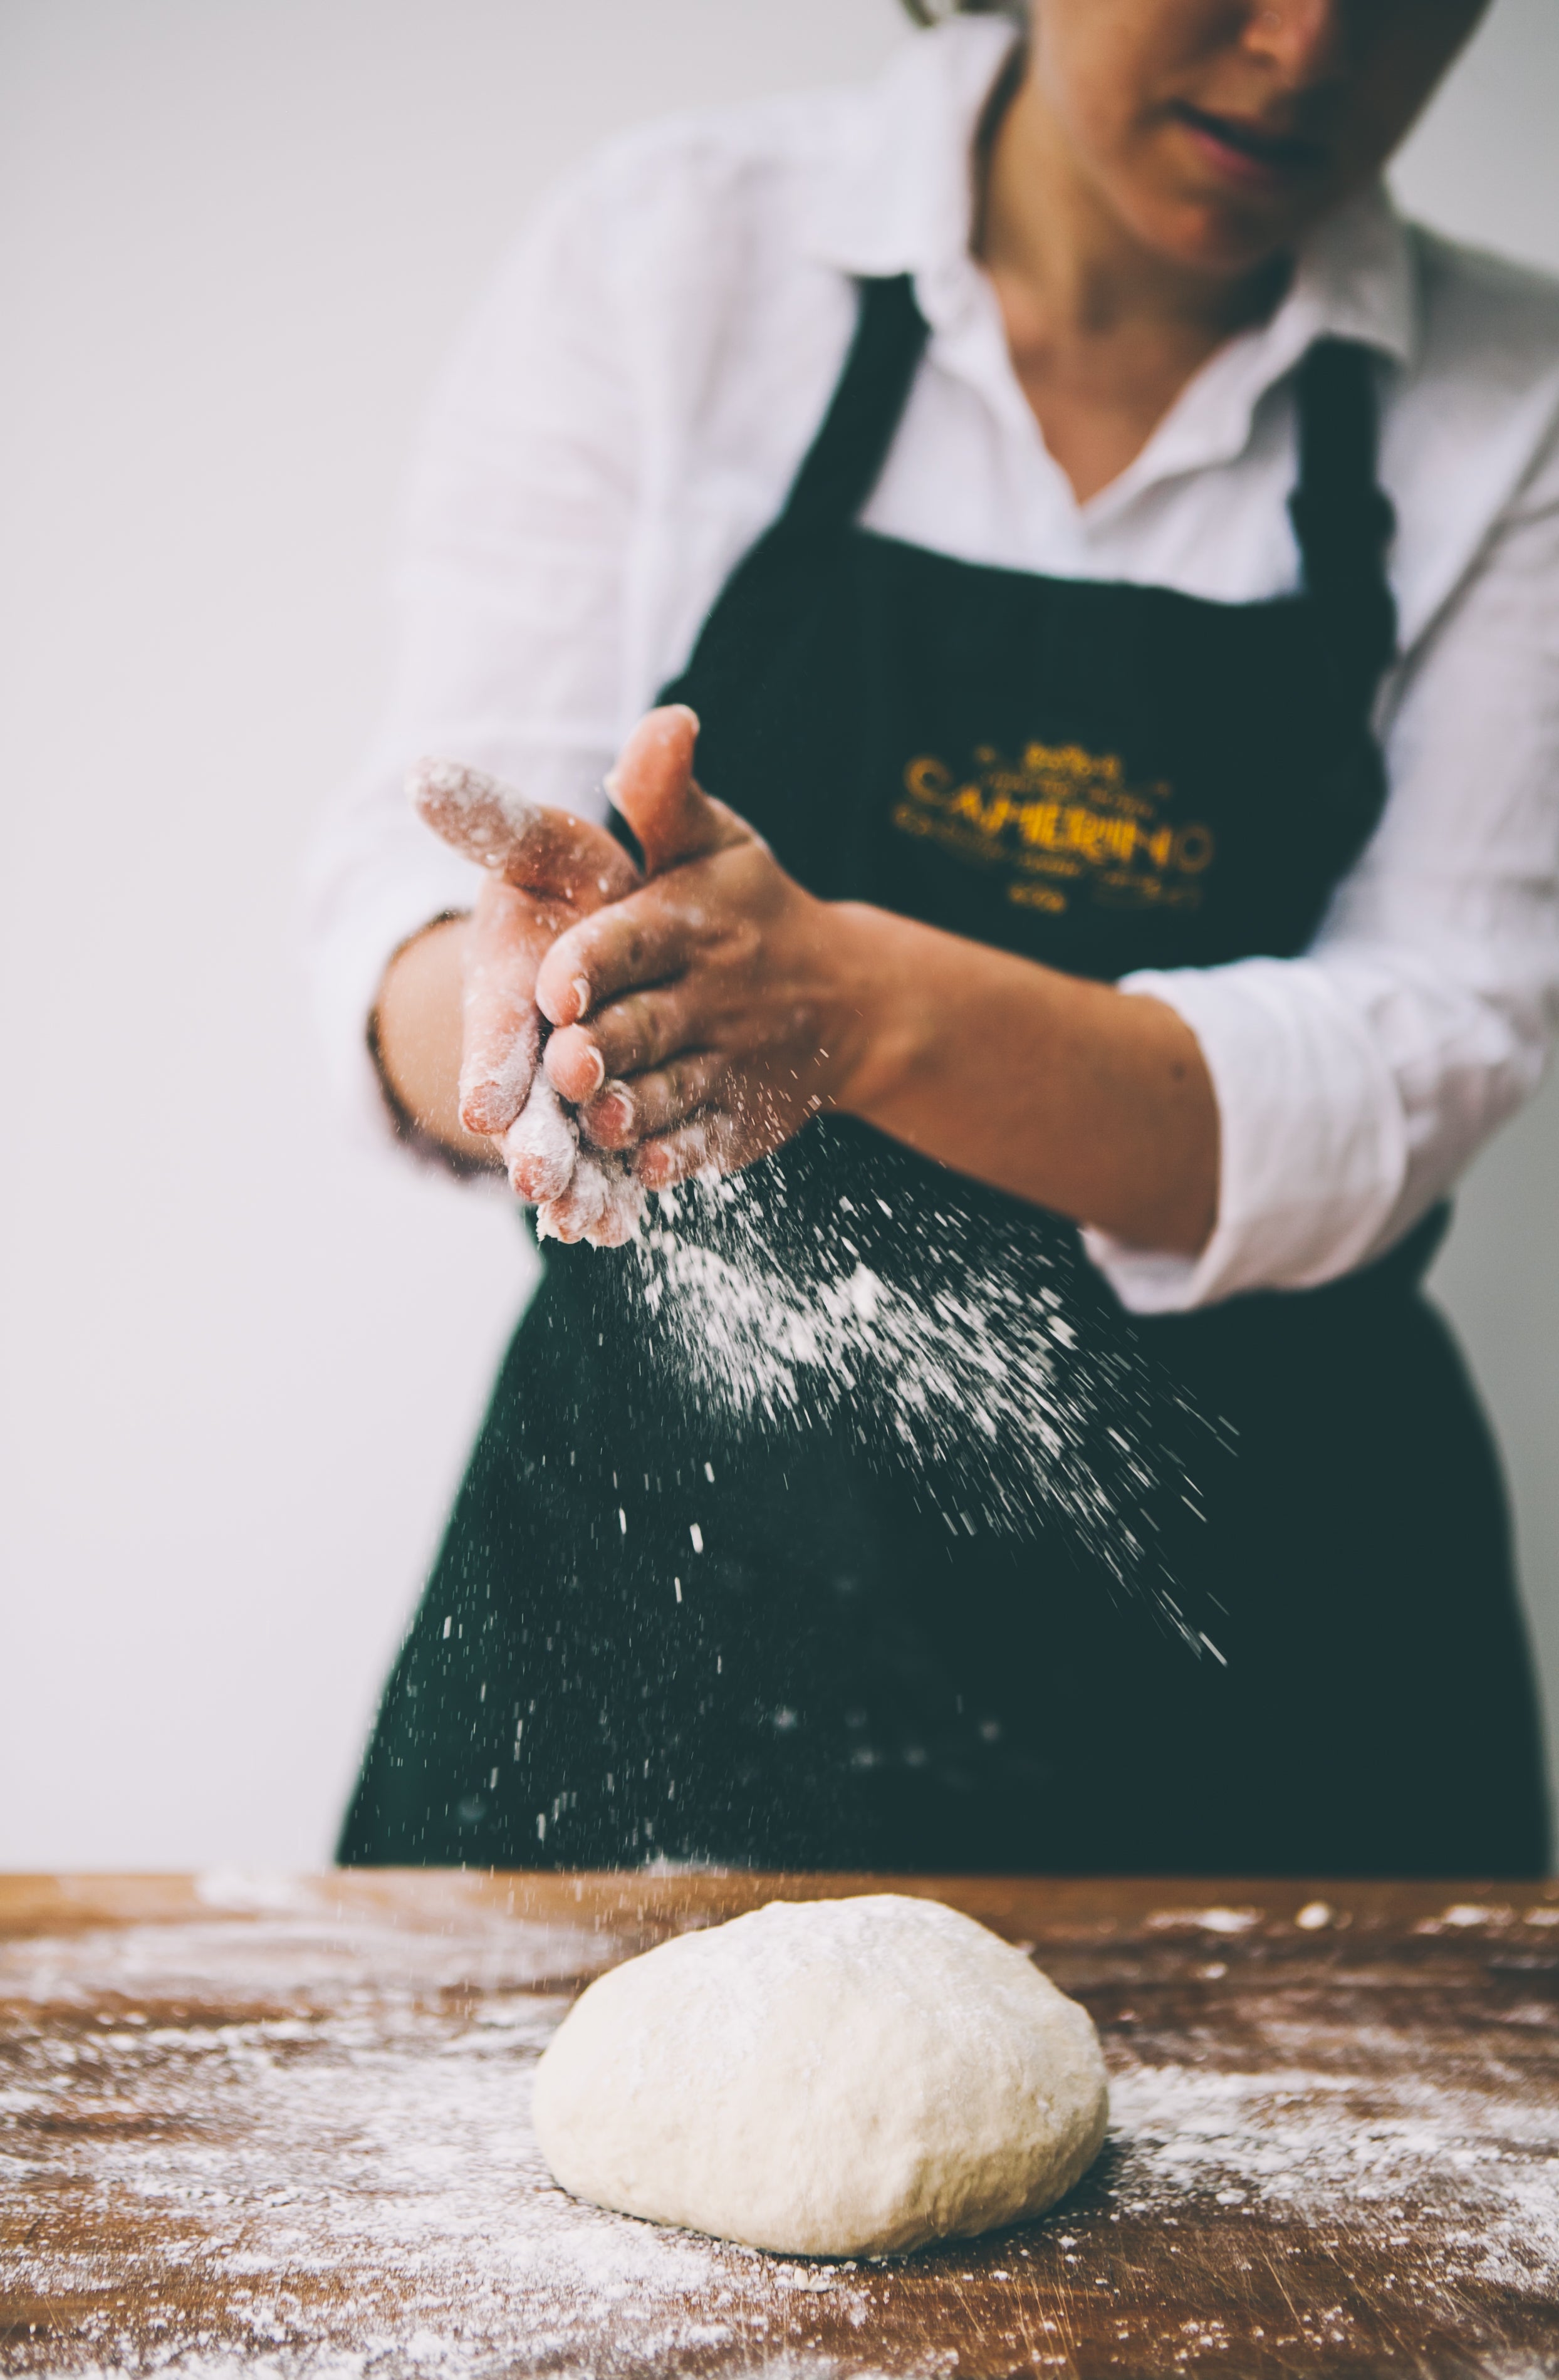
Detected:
left=535, top=707, right=864, bottom=1189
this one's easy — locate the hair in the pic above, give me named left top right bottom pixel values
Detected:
left=900, top=1, right=1023, bottom=21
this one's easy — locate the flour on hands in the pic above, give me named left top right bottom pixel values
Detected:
left=408, top=756, right=647, bottom=1245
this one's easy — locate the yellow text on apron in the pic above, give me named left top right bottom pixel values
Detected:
left=893, top=741, right=1216, bottom=916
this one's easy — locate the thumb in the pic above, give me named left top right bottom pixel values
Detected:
left=609, top=706, right=741, bottom=877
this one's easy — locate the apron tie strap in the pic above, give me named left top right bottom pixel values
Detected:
left=1288, top=338, right=1400, bottom=709
left=778, top=275, right=931, bottom=536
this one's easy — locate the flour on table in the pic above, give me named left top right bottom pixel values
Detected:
left=7, top=1900, right=1559, bottom=2377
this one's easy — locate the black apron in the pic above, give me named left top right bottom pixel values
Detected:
left=341, top=278, right=1548, bottom=1879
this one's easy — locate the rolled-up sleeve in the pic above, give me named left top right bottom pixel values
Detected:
left=301, top=163, right=639, bottom=1147
left=1087, top=419, right=1559, bottom=1313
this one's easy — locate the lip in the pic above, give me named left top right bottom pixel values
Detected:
left=1171, top=101, right=1329, bottom=192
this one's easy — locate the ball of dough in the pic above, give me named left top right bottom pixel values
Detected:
left=531, top=1894, right=1108, bottom=2258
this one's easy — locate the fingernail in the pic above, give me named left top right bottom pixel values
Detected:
left=672, top=704, right=700, bottom=733
left=603, top=1080, right=635, bottom=1130
left=571, top=973, right=591, bottom=1020
left=580, top=1043, right=606, bottom=1095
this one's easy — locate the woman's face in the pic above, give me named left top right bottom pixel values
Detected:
left=1026, top=0, right=1491, bottom=274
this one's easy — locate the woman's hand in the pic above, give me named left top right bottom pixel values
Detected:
left=411, top=716, right=1219, bottom=1255
left=534, top=709, right=863, bottom=1189
left=409, top=759, right=650, bottom=1242
left=410, top=758, right=639, bottom=1135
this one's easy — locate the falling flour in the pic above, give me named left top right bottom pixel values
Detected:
left=625, top=1132, right=1216, bottom=1644
left=407, top=753, right=1215, bottom=1609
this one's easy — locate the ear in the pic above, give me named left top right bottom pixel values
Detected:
left=608, top=706, right=739, bottom=876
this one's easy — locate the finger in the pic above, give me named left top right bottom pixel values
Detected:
left=544, top=980, right=699, bottom=1102
left=458, top=882, right=548, bottom=1134
left=631, top=1108, right=747, bottom=1191
left=543, top=1023, right=607, bottom=1105
left=501, top=1075, right=578, bottom=1204
left=410, top=755, right=531, bottom=869
left=536, top=1151, right=614, bottom=1245
left=461, top=1005, right=540, bottom=1138
left=579, top=1050, right=731, bottom=1149
left=534, top=883, right=696, bottom=1028
left=410, top=757, right=639, bottom=906
left=608, top=706, right=745, bottom=877
left=581, top=1167, right=647, bottom=1248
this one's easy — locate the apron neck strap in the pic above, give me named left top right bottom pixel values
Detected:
left=777, top=275, right=930, bottom=536
left=1288, top=338, right=1400, bottom=704
left=780, top=288, right=1399, bottom=709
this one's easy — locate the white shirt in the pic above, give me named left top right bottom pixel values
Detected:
left=305, top=16, right=1559, bottom=1313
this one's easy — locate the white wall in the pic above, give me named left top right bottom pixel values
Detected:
left=2, top=0, right=1556, bottom=1871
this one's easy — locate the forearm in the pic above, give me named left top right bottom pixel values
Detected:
left=372, top=917, right=503, bottom=1170
left=832, top=904, right=1219, bottom=1256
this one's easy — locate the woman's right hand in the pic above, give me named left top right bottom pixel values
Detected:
left=408, top=759, right=647, bottom=1243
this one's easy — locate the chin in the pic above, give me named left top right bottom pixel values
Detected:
left=1127, top=187, right=1315, bottom=279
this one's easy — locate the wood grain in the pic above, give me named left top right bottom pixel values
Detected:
left=3, top=1872, right=1557, bottom=2376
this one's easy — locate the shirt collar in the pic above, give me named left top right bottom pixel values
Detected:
left=805, top=17, right=1421, bottom=498
left=1099, top=183, right=1419, bottom=508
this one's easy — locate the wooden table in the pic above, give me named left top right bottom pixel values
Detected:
left=3, top=1872, right=1558, bottom=2377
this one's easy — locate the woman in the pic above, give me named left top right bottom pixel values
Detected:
left=311, top=0, right=1559, bottom=1875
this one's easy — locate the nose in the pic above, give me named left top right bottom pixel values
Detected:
left=1244, top=0, right=1351, bottom=85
